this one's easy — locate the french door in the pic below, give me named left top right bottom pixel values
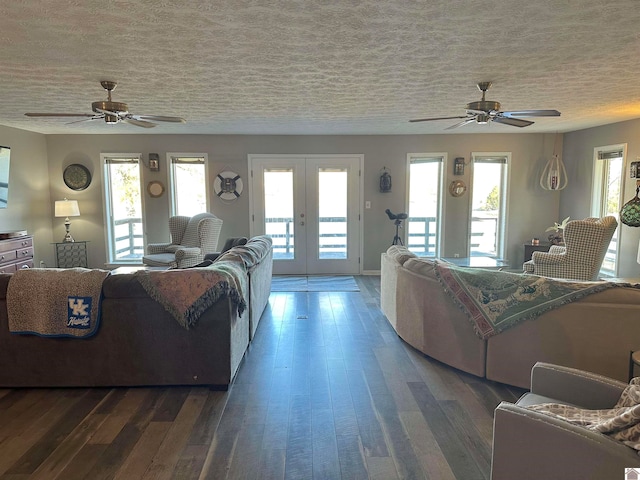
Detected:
left=249, top=154, right=362, bottom=275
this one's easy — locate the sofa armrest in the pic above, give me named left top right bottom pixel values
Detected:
left=530, top=250, right=566, bottom=265
left=529, top=362, right=627, bottom=409
left=174, top=247, right=202, bottom=260
left=147, top=242, right=171, bottom=254
left=491, top=402, right=640, bottom=479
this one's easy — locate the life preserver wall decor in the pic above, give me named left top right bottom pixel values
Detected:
left=214, top=170, right=243, bottom=201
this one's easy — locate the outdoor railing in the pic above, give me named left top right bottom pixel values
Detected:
left=114, top=217, right=144, bottom=259
left=266, top=216, right=348, bottom=258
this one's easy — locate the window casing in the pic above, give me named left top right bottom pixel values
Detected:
left=469, top=153, right=509, bottom=258
left=405, top=153, right=445, bottom=256
left=591, top=145, right=625, bottom=276
left=168, top=153, right=209, bottom=216
left=102, top=153, right=145, bottom=264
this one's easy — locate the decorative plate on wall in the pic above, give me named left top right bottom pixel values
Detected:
left=213, top=170, right=243, bottom=201
left=63, top=164, right=91, bottom=191
left=147, top=181, right=165, bottom=198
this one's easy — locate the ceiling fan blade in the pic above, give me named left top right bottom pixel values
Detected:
left=121, top=118, right=156, bottom=128
left=445, top=117, right=477, bottom=130
left=65, top=117, right=102, bottom=125
left=501, top=109, right=561, bottom=117
left=132, top=115, right=186, bottom=123
left=493, top=116, right=534, bottom=128
left=409, top=115, right=469, bottom=123
left=25, top=113, right=96, bottom=118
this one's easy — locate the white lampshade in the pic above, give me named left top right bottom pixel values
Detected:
left=55, top=199, right=80, bottom=217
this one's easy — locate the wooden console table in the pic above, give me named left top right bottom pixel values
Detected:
left=0, top=235, right=34, bottom=273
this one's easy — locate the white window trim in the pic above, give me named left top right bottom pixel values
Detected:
left=590, top=143, right=626, bottom=277
left=405, top=152, right=446, bottom=257
left=100, top=152, right=145, bottom=267
left=166, top=152, right=210, bottom=216
left=470, top=152, right=511, bottom=259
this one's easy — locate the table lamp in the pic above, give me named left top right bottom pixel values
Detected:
left=55, top=198, right=80, bottom=242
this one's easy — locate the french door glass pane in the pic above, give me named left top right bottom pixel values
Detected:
left=318, top=168, right=347, bottom=259
left=109, top=163, right=143, bottom=261
left=408, top=161, right=440, bottom=256
left=471, top=163, right=501, bottom=256
left=264, top=169, right=294, bottom=259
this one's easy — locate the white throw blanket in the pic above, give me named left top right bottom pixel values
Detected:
left=7, top=268, right=110, bottom=338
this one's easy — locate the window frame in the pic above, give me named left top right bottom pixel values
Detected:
left=405, top=152, right=446, bottom=257
left=166, top=152, right=210, bottom=217
left=469, top=152, right=511, bottom=259
left=590, top=143, right=626, bottom=277
left=100, top=153, right=146, bottom=266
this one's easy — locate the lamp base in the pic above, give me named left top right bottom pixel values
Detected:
left=62, top=219, right=75, bottom=242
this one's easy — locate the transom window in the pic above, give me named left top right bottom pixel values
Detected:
left=470, top=153, right=509, bottom=258
left=168, top=153, right=208, bottom=216
left=406, top=153, right=445, bottom=256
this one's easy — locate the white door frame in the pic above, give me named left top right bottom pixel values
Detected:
left=248, top=154, right=364, bottom=275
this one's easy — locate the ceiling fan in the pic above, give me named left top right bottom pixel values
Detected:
left=409, top=82, right=560, bottom=130
left=24, top=81, right=186, bottom=128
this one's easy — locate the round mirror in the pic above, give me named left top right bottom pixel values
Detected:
left=449, top=180, right=467, bottom=197
left=147, top=181, right=165, bottom=198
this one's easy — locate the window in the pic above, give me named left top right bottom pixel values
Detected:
left=470, top=153, right=509, bottom=258
left=406, top=153, right=445, bottom=256
left=168, top=153, right=208, bottom=216
left=592, top=144, right=625, bottom=275
left=102, top=154, right=145, bottom=264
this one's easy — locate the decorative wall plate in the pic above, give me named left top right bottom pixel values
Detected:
left=63, top=164, right=91, bottom=190
left=147, top=181, right=165, bottom=198
left=214, top=170, right=243, bottom=201
left=449, top=180, right=467, bottom=197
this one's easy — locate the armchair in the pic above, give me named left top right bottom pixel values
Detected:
left=491, top=362, right=640, bottom=479
left=523, top=216, right=618, bottom=280
left=142, top=213, right=223, bottom=268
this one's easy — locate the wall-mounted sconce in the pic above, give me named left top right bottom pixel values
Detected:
left=380, top=167, right=392, bottom=193
left=454, top=157, right=465, bottom=175
left=148, top=153, right=160, bottom=172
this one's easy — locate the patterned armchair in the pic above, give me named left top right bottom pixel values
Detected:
left=142, top=213, right=223, bottom=268
left=523, top=216, right=618, bottom=281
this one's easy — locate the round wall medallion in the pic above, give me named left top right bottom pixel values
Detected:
left=213, top=171, right=243, bottom=201
left=449, top=180, right=467, bottom=197
left=147, top=181, right=165, bottom=198
left=63, top=164, right=91, bottom=191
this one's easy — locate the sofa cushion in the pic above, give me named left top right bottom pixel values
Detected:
left=219, top=235, right=272, bottom=268
left=386, top=245, right=417, bottom=265
left=403, top=257, right=437, bottom=277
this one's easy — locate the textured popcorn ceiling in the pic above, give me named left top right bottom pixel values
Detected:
left=1, top=0, right=640, bottom=135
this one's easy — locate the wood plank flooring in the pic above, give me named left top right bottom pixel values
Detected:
left=0, top=276, right=524, bottom=479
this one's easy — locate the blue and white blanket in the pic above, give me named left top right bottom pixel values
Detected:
left=7, top=268, right=110, bottom=338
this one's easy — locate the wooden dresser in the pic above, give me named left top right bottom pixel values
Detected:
left=0, top=235, right=34, bottom=273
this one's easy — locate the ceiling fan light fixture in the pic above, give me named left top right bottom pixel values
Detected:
left=476, top=113, right=490, bottom=124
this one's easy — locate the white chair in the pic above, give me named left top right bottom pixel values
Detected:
left=142, top=213, right=223, bottom=268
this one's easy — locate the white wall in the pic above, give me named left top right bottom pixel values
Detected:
left=562, top=117, right=640, bottom=278
left=46, top=133, right=559, bottom=270
left=0, top=125, right=54, bottom=266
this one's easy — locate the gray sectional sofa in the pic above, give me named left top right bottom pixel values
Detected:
left=0, top=236, right=273, bottom=389
left=381, top=245, right=640, bottom=388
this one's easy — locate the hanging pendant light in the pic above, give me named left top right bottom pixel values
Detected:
left=540, top=133, right=568, bottom=191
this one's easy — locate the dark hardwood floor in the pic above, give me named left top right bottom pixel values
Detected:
left=0, top=276, right=524, bottom=479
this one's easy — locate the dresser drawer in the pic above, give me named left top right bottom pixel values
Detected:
left=0, top=263, right=17, bottom=274
left=17, top=247, right=34, bottom=260
left=1, top=236, right=32, bottom=252
left=15, top=259, right=34, bottom=270
left=0, top=250, right=17, bottom=265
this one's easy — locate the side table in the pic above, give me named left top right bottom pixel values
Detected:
left=523, top=243, right=552, bottom=263
left=54, top=241, right=88, bottom=268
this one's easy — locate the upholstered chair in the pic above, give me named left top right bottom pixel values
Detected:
left=491, top=362, right=640, bottom=479
left=142, top=213, right=223, bottom=268
left=204, top=236, right=248, bottom=262
left=522, top=216, right=618, bottom=281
